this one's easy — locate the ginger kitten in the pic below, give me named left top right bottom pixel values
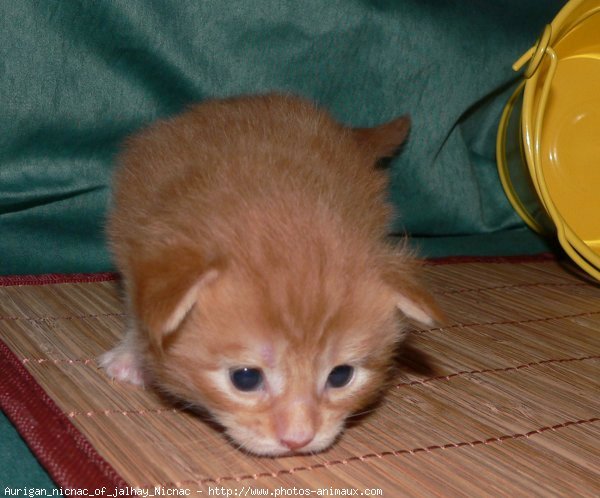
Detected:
left=100, top=94, right=443, bottom=456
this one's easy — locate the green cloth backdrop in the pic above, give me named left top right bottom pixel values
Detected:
left=0, top=0, right=564, bottom=276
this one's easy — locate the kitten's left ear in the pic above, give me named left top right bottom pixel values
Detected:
left=130, top=245, right=222, bottom=351
left=352, top=115, right=411, bottom=160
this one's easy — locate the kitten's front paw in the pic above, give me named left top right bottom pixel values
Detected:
left=99, top=347, right=145, bottom=386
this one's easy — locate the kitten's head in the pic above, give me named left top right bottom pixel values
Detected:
left=132, top=245, right=442, bottom=456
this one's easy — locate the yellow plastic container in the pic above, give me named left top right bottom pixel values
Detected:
left=497, top=0, right=600, bottom=280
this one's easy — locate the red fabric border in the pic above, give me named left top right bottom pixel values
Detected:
left=0, top=340, right=128, bottom=489
left=0, top=272, right=118, bottom=287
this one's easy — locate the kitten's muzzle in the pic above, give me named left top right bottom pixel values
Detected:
left=274, top=397, right=318, bottom=452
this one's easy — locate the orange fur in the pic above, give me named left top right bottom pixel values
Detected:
left=100, top=94, right=443, bottom=456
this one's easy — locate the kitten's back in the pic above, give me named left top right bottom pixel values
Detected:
left=108, top=94, right=396, bottom=270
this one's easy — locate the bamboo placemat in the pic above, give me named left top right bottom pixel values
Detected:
left=1, top=258, right=599, bottom=496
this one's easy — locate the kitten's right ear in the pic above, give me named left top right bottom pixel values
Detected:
left=393, top=279, right=445, bottom=328
left=381, top=258, right=445, bottom=328
left=352, top=115, right=410, bottom=161
left=130, top=246, right=221, bottom=351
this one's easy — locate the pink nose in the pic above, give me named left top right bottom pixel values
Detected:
left=280, top=436, right=313, bottom=451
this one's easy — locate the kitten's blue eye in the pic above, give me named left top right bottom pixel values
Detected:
left=230, top=367, right=263, bottom=391
left=327, top=365, right=354, bottom=388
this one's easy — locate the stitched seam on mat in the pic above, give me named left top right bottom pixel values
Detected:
left=22, top=358, right=97, bottom=365
left=396, top=356, right=600, bottom=388
left=66, top=408, right=179, bottom=418
left=142, top=418, right=599, bottom=487
left=416, top=310, right=600, bottom=334
left=434, top=281, right=588, bottom=296
left=57, top=356, right=597, bottom=419
left=3, top=310, right=597, bottom=329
